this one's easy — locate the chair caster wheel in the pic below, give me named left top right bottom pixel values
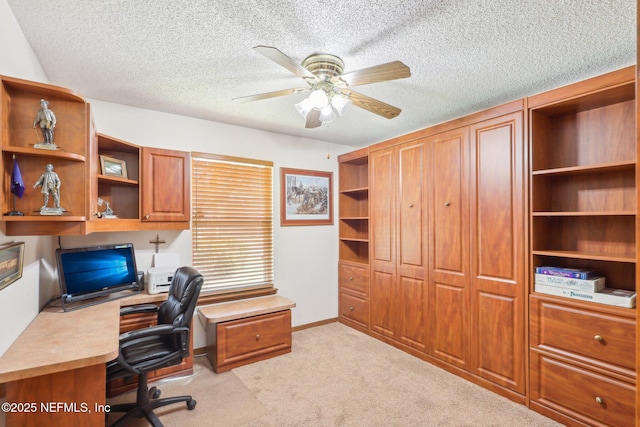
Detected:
left=150, top=387, right=161, bottom=399
left=187, top=399, right=196, bottom=410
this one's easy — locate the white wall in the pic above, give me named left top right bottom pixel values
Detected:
left=0, top=0, right=357, bottom=353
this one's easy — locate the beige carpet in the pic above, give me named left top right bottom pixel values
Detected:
left=106, top=322, right=561, bottom=426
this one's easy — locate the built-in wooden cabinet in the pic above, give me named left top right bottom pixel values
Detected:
left=338, top=147, right=370, bottom=333
left=426, top=127, right=471, bottom=370
left=370, top=140, right=428, bottom=352
left=0, top=76, right=191, bottom=234
left=141, top=147, right=191, bottom=223
left=424, top=107, right=526, bottom=398
left=528, top=66, right=636, bottom=426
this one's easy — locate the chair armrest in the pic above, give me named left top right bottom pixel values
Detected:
left=119, top=304, right=159, bottom=316
left=119, top=324, right=187, bottom=343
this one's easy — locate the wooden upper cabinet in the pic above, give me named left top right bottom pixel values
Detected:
left=141, top=147, right=190, bottom=223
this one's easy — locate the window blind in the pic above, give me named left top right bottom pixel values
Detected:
left=191, top=153, right=273, bottom=294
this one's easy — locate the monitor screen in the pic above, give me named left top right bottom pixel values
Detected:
left=56, top=243, right=140, bottom=309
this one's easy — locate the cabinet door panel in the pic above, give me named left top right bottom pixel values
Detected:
left=432, top=281, right=468, bottom=368
left=370, top=147, right=395, bottom=266
left=428, top=128, right=470, bottom=366
left=429, top=128, right=469, bottom=282
left=398, top=142, right=425, bottom=271
left=141, top=147, right=190, bottom=222
left=370, top=270, right=395, bottom=338
left=397, top=275, right=426, bottom=351
left=469, top=112, right=525, bottom=394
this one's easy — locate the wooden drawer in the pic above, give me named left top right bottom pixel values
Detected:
left=530, top=297, right=636, bottom=374
left=530, top=351, right=635, bottom=426
left=213, top=310, right=292, bottom=373
left=339, top=262, right=369, bottom=296
left=339, top=292, right=369, bottom=331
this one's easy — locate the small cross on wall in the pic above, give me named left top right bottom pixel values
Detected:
left=150, top=234, right=166, bottom=253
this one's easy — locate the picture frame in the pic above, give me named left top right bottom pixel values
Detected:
left=0, top=242, right=25, bottom=291
left=280, top=167, right=333, bottom=226
left=100, top=155, right=128, bottom=179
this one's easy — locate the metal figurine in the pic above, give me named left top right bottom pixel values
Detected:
left=33, top=163, right=63, bottom=215
left=33, top=99, right=57, bottom=149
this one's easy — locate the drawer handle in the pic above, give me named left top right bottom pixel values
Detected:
left=595, top=396, right=604, bottom=405
left=444, top=202, right=451, bottom=207
left=349, top=276, right=354, bottom=281
left=255, top=334, right=260, bottom=341
left=594, top=335, right=603, bottom=343
left=349, top=306, right=354, bottom=311
left=409, top=203, right=414, bottom=208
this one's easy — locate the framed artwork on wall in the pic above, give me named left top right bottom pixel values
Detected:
left=280, top=168, right=333, bottom=226
left=0, top=242, right=25, bottom=291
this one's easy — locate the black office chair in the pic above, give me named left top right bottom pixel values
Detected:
left=106, top=266, right=204, bottom=427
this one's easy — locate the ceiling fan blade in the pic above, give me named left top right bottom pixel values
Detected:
left=254, top=46, right=316, bottom=80
left=305, top=109, right=322, bottom=128
left=233, top=87, right=308, bottom=103
left=335, top=61, right=411, bottom=86
left=342, top=90, right=401, bottom=119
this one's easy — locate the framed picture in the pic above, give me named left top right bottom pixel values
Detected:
left=280, top=167, right=333, bottom=226
left=0, top=242, right=25, bottom=291
left=100, top=155, right=128, bottom=179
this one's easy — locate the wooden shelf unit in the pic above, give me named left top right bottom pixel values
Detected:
left=528, top=67, right=636, bottom=426
left=338, top=147, right=370, bottom=333
left=1, top=76, right=91, bottom=235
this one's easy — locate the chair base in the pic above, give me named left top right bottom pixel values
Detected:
left=107, top=377, right=196, bottom=427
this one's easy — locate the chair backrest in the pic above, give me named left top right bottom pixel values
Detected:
left=158, top=266, right=204, bottom=328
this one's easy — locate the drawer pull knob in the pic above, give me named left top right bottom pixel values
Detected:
left=594, top=335, right=603, bottom=342
left=349, top=306, right=354, bottom=311
left=349, top=276, right=354, bottom=281
left=444, top=202, right=451, bottom=207
left=409, top=203, right=414, bottom=208
left=595, top=396, right=604, bottom=405
left=255, top=334, right=260, bottom=341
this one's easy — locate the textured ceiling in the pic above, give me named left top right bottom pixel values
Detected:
left=6, top=0, right=636, bottom=147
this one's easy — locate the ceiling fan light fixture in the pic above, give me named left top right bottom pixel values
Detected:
left=309, top=89, right=329, bottom=109
left=319, top=105, right=336, bottom=123
left=331, top=94, right=352, bottom=116
left=294, top=98, right=313, bottom=118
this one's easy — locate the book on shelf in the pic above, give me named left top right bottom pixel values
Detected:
left=534, top=283, right=636, bottom=308
left=535, top=266, right=597, bottom=279
left=534, top=273, right=605, bottom=292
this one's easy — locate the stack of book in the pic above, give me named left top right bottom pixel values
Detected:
left=534, top=266, right=636, bottom=308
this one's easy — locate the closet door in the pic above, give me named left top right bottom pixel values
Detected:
left=427, top=128, right=471, bottom=369
left=469, top=111, right=525, bottom=394
left=370, top=146, right=397, bottom=339
left=396, top=141, right=428, bottom=351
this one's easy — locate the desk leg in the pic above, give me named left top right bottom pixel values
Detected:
left=5, top=364, right=106, bottom=427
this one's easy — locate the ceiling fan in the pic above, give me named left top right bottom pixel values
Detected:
left=233, top=46, right=411, bottom=128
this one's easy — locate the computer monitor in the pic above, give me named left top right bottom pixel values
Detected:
left=56, top=243, right=141, bottom=311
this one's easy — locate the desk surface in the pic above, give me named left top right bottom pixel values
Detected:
left=0, top=291, right=169, bottom=384
left=0, top=301, right=120, bottom=383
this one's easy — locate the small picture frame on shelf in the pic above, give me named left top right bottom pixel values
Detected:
left=100, top=155, right=128, bottom=179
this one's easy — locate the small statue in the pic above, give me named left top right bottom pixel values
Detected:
left=33, top=99, right=57, bottom=148
left=33, top=163, right=62, bottom=214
